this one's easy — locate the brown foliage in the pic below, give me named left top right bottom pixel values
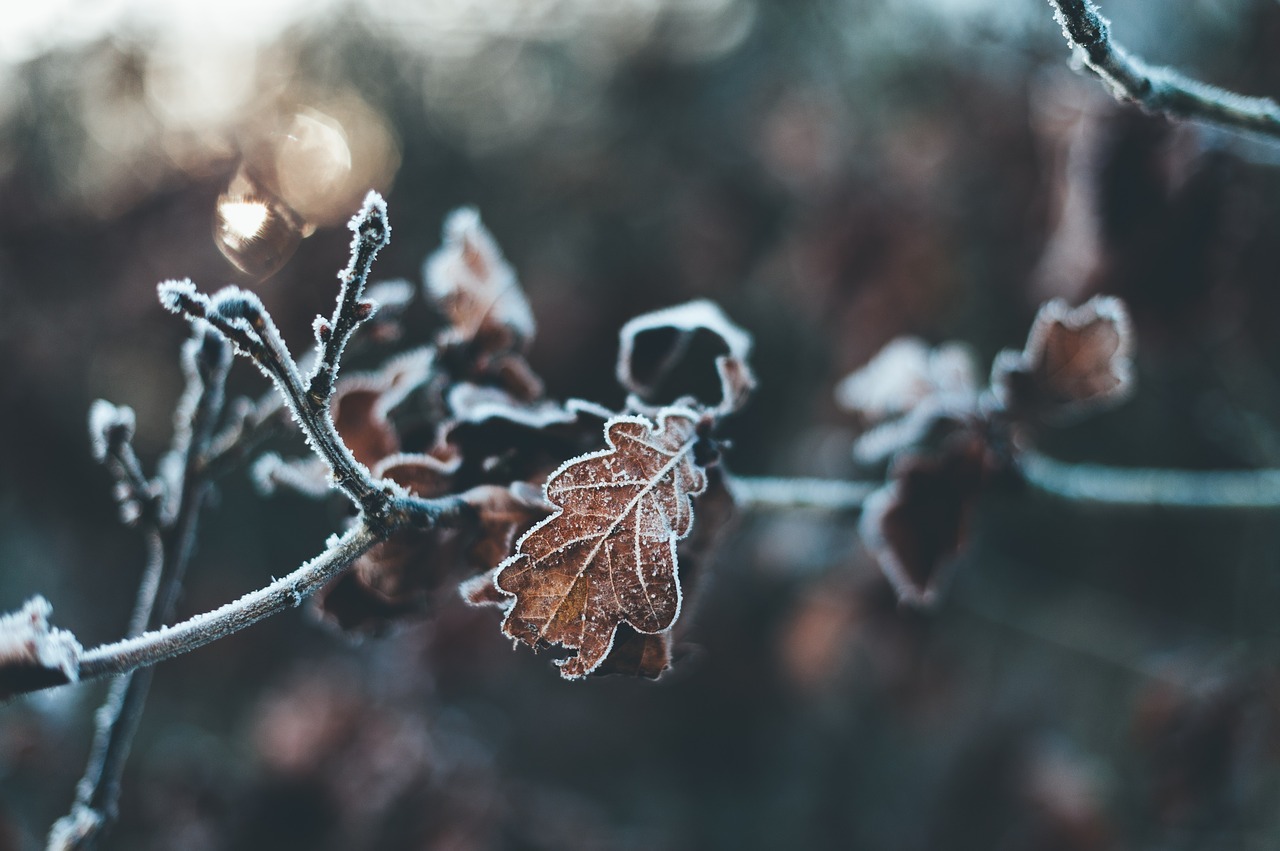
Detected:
left=496, top=408, right=709, bottom=679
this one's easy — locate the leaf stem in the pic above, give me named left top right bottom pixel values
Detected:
left=1047, top=0, right=1280, bottom=142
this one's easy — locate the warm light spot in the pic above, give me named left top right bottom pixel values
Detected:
left=219, top=199, right=270, bottom=239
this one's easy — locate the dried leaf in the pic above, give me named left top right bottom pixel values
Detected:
left=362, top=278, right=416, bottom=344
left=425, top=207, right=534, bottom=356
left=991, top=296, right=1134, bottom=423
left=835, top=337, right=979, bottom=426
left=317, top=451, right=459, bottom=632
left=496, top=407, right=709, bottom=679
left=859, top=431, right=991, bottom=607
left=440, top=389, right=610, bottom=490
left=257, top=349, right=436, bottom=499
left=459, top=567, right=509, bottom=608
left=320, top=464, right=548, bottom=634
left=0, top=597, right=80, bottom=700
left=591, top=626, right=672, bottom=680
left=333, top=347, right=435, bottom=468
left=617, top=300, right=755, bottom=415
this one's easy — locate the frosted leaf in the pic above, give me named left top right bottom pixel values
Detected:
left=447, top=383, right=580, bottom=431
left=0, top=596, right=81, bottom=700
left=592, top=626, right=672, bottom=680
left=87, top=400, right=135, bottom=463
left=858, top=432, right=991, bottom=608
left=362, top=278, right=416, bottom=343
left=835, top=337, right=979, bottom=426
left=370, top=450, right=461, bottom=496
left=425, top=207, right=534, bottom=354
left=990, top=296, right=1134, bottom=424
left=495, top=407, right=708, bottom=679
left=616, top=299, right=755, bottom=415
left=253, top=453, right=332, bottom=498
left=331, top=347, right=435, bottom=468
left=460, top=566, right=509, bottom=609
left=321, top=477, right=546, bottom=634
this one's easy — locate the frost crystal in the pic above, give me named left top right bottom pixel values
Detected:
left=88, top=400, right=135, bottom=463
left=0, top=596, right=81, bottom=700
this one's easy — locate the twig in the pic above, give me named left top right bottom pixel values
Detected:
left=49, top=329, right=231, bottom=851
left=1020, top=449, right=1280, bottom=509
left=76, top=522, right=380, bottom=680
left=159, top=193, right=393, bottom=523
left=1047, top=0, right=1280, bottom=142
left=728, top=476, right=875, bottom=512
left=307, top=192, right=390, bottom=405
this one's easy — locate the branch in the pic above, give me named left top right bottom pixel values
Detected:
left=307, top=192, right=391, bottom=405
left=1047, top=0, right=1280, bottom=142
left=1019, top=450, right=1280, bottom=509
left=728, top=476, right=875, bottom=512
left=76, top=521, right=379, bottom=682
left=158, top=193, right=393, bottom=522
left=49, top=328, right=231, bottom=851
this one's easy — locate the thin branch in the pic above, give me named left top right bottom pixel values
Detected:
left=158, top=194, right=393, bottom=522
left=50, top=329, right=230, bottom=851
left=728, top=475, right=876, bottom=512
left=1020, top=449, right=1280, bottom=509
left=76, top=522, right=380, bottom=681
left=307, top=192, right=391, bottom=406
left=1047, top=0, right=1280, bottom=142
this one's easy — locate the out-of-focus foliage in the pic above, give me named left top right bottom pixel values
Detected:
left=6, top=0, right=1280, bottom=848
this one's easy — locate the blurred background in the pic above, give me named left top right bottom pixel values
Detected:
left=5, top=0, right=1280, bottom=847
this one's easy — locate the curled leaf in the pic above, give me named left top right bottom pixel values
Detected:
left=858, top=431, right=992, bottom=607
left=991, top=296, right=1134, bottom=423
left=0, top=597, right=81, bottom=700
left=835, top=337, right=979, bottom=426
left=617, top=300, right=755, bottom=415
left=425, top=207, right=534, bottom=356
left=496, top=407, right=709, bottom=679
left=440, top=388, right=611, bottom=490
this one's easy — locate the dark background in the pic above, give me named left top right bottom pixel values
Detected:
left=5, top=0, right=1280, bottom=847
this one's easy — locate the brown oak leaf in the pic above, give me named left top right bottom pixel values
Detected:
left=425, top=207, right=534, bottom=357
left=495, top=407, right=709, bottom=679
left=858, top=430, right=992, bottom=607
left=991, top=296, right=1133, bottom=424
left=616, top=300, right=755, bottom=416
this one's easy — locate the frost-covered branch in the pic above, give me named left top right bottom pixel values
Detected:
left=307, top=192, right=390, bottom=406
left=76, top=522, right=380, bottom=682
left=49, top=327, right=231, bottom=851
left=158, top=193, right=393, bottom=522
left=1020, top=450, right=1280, bottom=509
left=728, top=476, right=875, bottom=512
left=1048, top=0, right=1280, bottom=142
